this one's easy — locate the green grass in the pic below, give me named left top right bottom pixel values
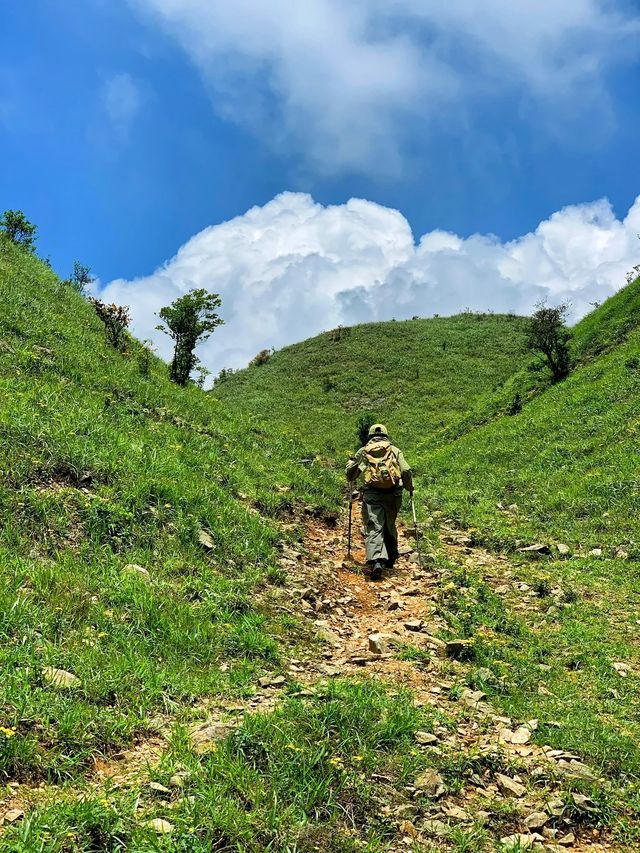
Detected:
left=3, top=233, right=640, bottom=848
left=212, top=313, right=531, bottom=457
left=2, top=680, right=434, bottom=851
left=0, top=237, right=337, bottom=783
left=212, top=271, right=640, bottom=844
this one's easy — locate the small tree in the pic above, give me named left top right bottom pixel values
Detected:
left=156, top=288, right=223, bottom=386
left=90, top=298, right=131, bottom=350
left=527, top=302, right=571, bottom=382
left=0, top=210, right=37, bottom=251
left=70, top=261, right=94, bottom=294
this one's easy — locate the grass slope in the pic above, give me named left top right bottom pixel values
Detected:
left=213, top=313, right=531, bottom=457
left=0, top=237, right=336, bottom=781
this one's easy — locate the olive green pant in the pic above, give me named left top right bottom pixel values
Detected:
left=362, top=489, right=402, bottom=564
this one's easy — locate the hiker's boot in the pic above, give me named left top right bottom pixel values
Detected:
left=370, top=561, right=384, bottom=580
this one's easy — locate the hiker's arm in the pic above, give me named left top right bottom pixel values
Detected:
left=345, top=448, right=363, bottom=482
left=397, top=450, right=414, bottom=492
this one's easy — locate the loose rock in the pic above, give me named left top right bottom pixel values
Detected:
left=42, top=667, right=81, bottom=690
left=146, top=818, right=174, bottom=834
left=124, top=563, right=151, bottom=581
left=414, top=731, right=438, bottom=746
left=414, top=769, right=445, bottom=797
left=495, top=773, right=526, bottom=798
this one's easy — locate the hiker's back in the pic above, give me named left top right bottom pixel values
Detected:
left=362, top=439, right=402, bottom=490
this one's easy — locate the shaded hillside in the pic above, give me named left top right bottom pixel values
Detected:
left=213, top=313, right=531, bottom=456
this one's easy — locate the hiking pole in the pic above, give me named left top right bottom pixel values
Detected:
left=410, top=491, right=423, bottom=569
left=346, top=489, right=353, bottom=560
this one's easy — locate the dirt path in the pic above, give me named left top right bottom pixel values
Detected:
left=275, top=509, right=624, bottom=852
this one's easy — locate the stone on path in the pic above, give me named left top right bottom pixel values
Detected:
left=524, top=811, right=548, bottom=829
left=1, top=809, right=24, bottom=824
left=414, top=769, right=445, bottom=797
left=404, top=619, right=424, bottom=632
left=414, top=731, right=438, bottom=745
left=368, top=633, right=387, bottom=655
left=495, top=773, right=526, bottom=798
left=500, top=833, right=542, bottom=850
left=445, top=639, right=474, bottom=660
left=190, top=720, right=235, bottom=752
left=42, top=667, right=81, bottom=689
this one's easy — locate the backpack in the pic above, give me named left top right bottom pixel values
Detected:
left=362, top=440, right=402, bottom=489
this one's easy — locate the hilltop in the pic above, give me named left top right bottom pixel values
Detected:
left=213, top=313, right=531, bottom=457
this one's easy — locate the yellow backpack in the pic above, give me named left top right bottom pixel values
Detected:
left=362, top=440, right=402, bottom=489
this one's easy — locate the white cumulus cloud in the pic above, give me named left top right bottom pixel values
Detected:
left=100, top=191, right=640, bottom=377
left=130, top=0, right=639, bottom=172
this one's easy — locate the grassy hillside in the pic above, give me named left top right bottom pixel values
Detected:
left=213, top=314, right=531, bottom=457
left=427, top=278, right=640, bottom=552
left=212, top=275, right=640, bottom=838
left=0, top=238, right=378, bottom=848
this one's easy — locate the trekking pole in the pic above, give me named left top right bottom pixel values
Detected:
left=410, top=491, right=423, bottom=569
left=346, top=489, right=353, bottom=559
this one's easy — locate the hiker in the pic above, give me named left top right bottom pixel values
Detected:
left=346, top=423, right=413, bottom=580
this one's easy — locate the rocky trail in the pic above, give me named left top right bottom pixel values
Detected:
left=272, top=506, right=625, bottom=852
left=0, top=505, right=629, bottom=851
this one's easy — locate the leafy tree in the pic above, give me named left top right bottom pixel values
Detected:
left=0, top=210, right=37, bottom=251
left=70, top=261, right=94, bottom=294
left=156, top=288, right=223, bottom=386
left=527, top=302, right=571, bottom=382
left=89, top=298, right=131, bottom=350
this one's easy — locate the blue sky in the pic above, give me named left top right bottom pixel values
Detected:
left=1, top=0, right=639, bottom=372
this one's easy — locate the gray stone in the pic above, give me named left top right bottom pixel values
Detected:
left=524, top=811, right=548, bottom=829
left=368, top=633, right=386, bottom=655
left=146, top=818, right=174, bottom=834
left=414, top=730, right=438, bottom=745
left=198, top=529, right=215, bottom=550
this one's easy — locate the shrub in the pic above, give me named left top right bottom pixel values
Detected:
left=328, top=325, right=351, bottom=342
left=89, top=298, right=131, bottom=350
left=136, top=340, right=154, bottom=377
left=69, top=261, right=94, bottom=295
left=250, top=349, right=272, bottom=367
left=507, top=391, right=522, bottom=415
left=356, top=411, right=377, bottom=449
left=214, top=367, right=236, bottom=384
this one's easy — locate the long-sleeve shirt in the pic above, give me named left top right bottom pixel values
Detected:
left=345, top=440, right=413, bottom=492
